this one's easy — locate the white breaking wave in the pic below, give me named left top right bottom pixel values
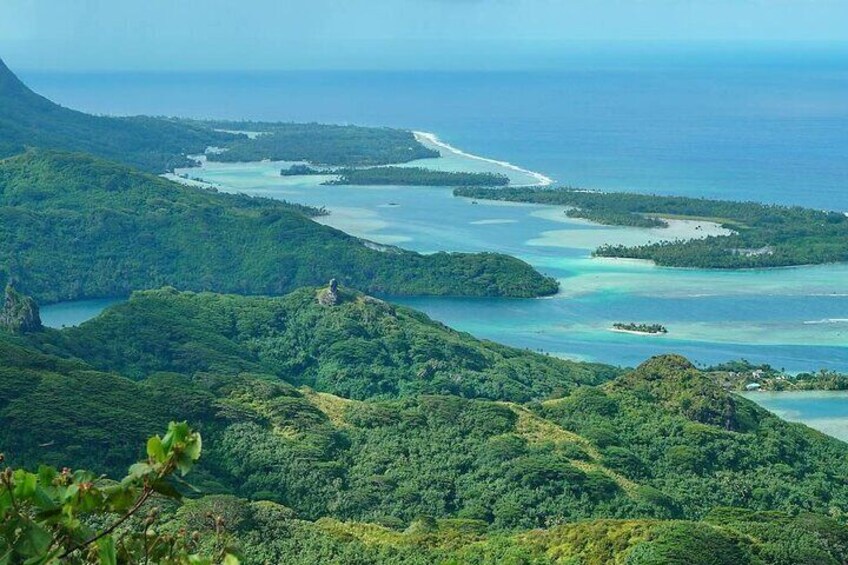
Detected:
left=413, top=131, right=554, bottom=187
left=803, top=318, right=848, bottom=325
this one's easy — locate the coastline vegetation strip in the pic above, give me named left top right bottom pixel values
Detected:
left=455, top=187, right=848, bottom=268
left=612, top=322, right=668, bottom=334
left=198, top=121, right=440, bottom=166
left=319, top=166, right=510, bottom=187
left=1, top=57, right=441, bottom=172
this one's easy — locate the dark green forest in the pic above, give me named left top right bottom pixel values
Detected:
left=456, top=187, right=848, bottom=268
left=0, top=150, right=557, bottom=303
left=323, top=167, right=510, bottom=187
left=0, top=57, right=235, bottom=172
left=281, top=164, right=326, bottom=175
left=1, top=57, right=441, bottom=173
left=4, top=289, right=848, bottom=563
left=0, top=59, right=558, bottom=306
left=200, top=122, right=439, bottom=166
left=42, top=287, right=614, bottom=401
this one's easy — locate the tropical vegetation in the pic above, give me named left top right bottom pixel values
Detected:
left=199, top=121, right=439, bottom=166
left=1, top=57, right=441, bottom=174
left=455, top=187, right=848, bottom=268
left=323, top=167, right=509, bottom=187
left=3, top=290, right=848, bottom=563
left=0, top=150, right=557, bottom=303
left=612, top=323, right=668, bottom=334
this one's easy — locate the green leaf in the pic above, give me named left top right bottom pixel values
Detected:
left=104, top=486, right=136, bottom=512
left=36, top=466, right=56, bottom=487
left=13, top=471, right=37, bottom=499
left=222, top=554, right=241, bottom=565
left=147, top=435, right=166, bottom=463
left=77, top=489, right=101, bottom=512
left=150, top=479, right=182, bottom=500
left=30, top=486, right=57, bottom=512
left=175, top=453, right=193, bottom=477
left=127, top=462, right=153, bottom=481
left=184, top=432, right=202, bottom=461
left=97, top=535, right=117, bottom=565
left=0, top=490, right=11, bottom=518
left=17, top=521, right=52, bottom=557
left=72, top=470, right=95, bottom=484
left=63, top=483, right=79, bottom=502
left=163, top=421, right=191, bottom=452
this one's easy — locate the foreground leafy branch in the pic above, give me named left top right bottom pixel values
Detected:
left=0, top=422, right=239, bottom=564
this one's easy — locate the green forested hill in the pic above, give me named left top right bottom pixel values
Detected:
left=186, top=505, right=848, bottom=565
left=0, top=57, right=235, bottom=172
left=0, top=58, right=443, bottom=172
left=7, top=291, right=848, bottom=525
left=4, top=290, right=848, bottom=562
left=0, top=150, right=557, bottom=302
left=3, top=290, right=848, bottom=562
left=3, top=54, right=848, bottom=564
left=46, top=287, right=616, bottom=401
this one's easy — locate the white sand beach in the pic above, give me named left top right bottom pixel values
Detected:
left=414, top=131, right=554, bottom=187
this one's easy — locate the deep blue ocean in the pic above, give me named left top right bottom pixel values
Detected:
left=20, top=49, right=848, bottom=210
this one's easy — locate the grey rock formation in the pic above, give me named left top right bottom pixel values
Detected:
left=0, top=284, right=42, bottom=333
left=317, top=278, right=339, bottom=306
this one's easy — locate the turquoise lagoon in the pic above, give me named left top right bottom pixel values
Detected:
left=168, top=137, right=848, bottom=373
left=40, top=298, right=123, bottom=328
left=741, top=391, right=848, bottom=442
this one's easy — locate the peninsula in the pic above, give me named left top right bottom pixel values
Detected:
left=455, top=187, right=848, bottom=268
left=0, top=59, right=558, bottom=302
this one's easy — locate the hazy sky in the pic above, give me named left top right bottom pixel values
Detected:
left=2, top=0, right=848, bottom=70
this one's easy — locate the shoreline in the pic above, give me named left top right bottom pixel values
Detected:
left=413, top=131, right=554, bottom=187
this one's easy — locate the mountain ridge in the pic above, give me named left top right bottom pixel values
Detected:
left=0, top=150, right=558, bottom=302
left=0, top=56, right=233, bottom=171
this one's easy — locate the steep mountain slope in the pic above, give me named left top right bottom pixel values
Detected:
left=542, top=355, right=848, bottom=517
left=0, top=151, right=558, bottom=302
left=46, top=287, right=615, bottom=400
left=5, top=289, right=848, bottom=563
left=0, top=57, right=232, bottom=171
left=0, top=58, right=443, bottom=171
left=7, top=289, right=847, bottom=529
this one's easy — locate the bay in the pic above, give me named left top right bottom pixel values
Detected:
left=24, top=48, right=848, bottom=370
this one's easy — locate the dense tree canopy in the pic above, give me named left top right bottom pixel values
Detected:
left=456, top=187, right=848, bottom=268
left=4, top=293, right=847, bottom=535
left=2, top=53, right=847, bottom=565
left=323, top=167, right=509, bottom=187
left=0, top=151, right=557, bottom=303
left=43, top=287, right=616, bottom=401
left=0, top=58, right=443, bottom=173
left=2, top=288, right=848, bottom=563
left=202, top=122, right=440, bottom=166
